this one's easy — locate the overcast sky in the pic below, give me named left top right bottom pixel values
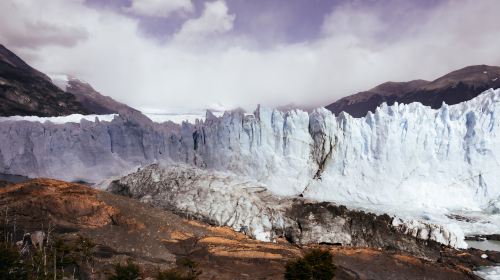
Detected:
left=1, top=0, right=500, bottom=112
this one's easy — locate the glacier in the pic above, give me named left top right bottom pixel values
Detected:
left=1, top=88, right=500, bottom=246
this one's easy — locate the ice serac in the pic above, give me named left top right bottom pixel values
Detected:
left=1, top=89, right=500, bottom=221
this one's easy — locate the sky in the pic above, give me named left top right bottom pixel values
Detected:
left=1, top=0, right=500, bottom=112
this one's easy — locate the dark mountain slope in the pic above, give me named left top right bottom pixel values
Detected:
left=326, top=65, right=500, bottom=117
left=0, top=44, right=90, bottom=117
left=53, top=75, right=139, bottom=115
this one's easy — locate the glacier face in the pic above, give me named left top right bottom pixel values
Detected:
left=307, top=90, right=500, bottom=211
left=178, top=88, right=500, bottom=213
left=0, top=114, right=117, bottom=124
left=1, top=89, right=500, bottom=216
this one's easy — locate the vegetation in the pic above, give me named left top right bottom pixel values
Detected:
left=109, top=260, right=142, bottom=280
left=106, top=258, right=201, bottom=280
left=0, top=236, right=96, bottom=280
left=284, top=249, right=336, bottom=280
left=155, top=258, right=201, bottom=280
left=0, top=242, right=27, bottom=280
left=1, top=216, right=96, bottom=280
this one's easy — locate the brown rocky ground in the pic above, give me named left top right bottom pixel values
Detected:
left=0, top=179, right=497, bottom=279
left=0, top=179, right=11, bottom=188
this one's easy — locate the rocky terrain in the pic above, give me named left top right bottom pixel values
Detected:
left=326, top=65, right=500, bottom=117
left=0, top=178, right=495, bottom=279
left=0, top=44, right=90, bottom=117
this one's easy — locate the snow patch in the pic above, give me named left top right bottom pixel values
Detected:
left=0, top=114, right=118, bottom=124
left=48, top=74, right=70, bottom=91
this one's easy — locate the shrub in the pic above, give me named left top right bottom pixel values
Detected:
left=284, top=249, right=336, bottom=280
left=156, top=270, right=188, bottom=280
left=1, top=236, right=86, bottom=280
left=109, top=260, right=142, bottom=280
left=0, top=242, right=27, bottom=280
left=155, top=258, right=201, bottom=280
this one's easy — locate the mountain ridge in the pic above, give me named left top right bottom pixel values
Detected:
left=326, top=65, right=500, bottom=117
left=50, top=74, right=140, bottom=115
left=0, top=44, right=90, bottom=117
left=0, top=44, right=142, bottom=118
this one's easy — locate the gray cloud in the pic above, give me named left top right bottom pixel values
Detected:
left=1, top=0, right=500, bottom=112
left=124, top=0, right=193, bottom=18
left=0, top=0, right=89, bottom=49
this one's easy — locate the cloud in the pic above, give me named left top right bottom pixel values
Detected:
left=0, top=0, right=88, bottom=49
left=125, top=0, right=193, bottom=18
left=1, top=0, right=500, bottom=113
left=173, top=0, right=235, bottom=44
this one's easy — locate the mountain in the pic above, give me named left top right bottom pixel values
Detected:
left=50, top=74, right=139, bottom=115
left=0, top=44, right=142, bottom=118
left=1, top=178, right=488, bottom=279
left=326, top=65, right=500, bottom=117
left=0, top=44, right=90, bottom=117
